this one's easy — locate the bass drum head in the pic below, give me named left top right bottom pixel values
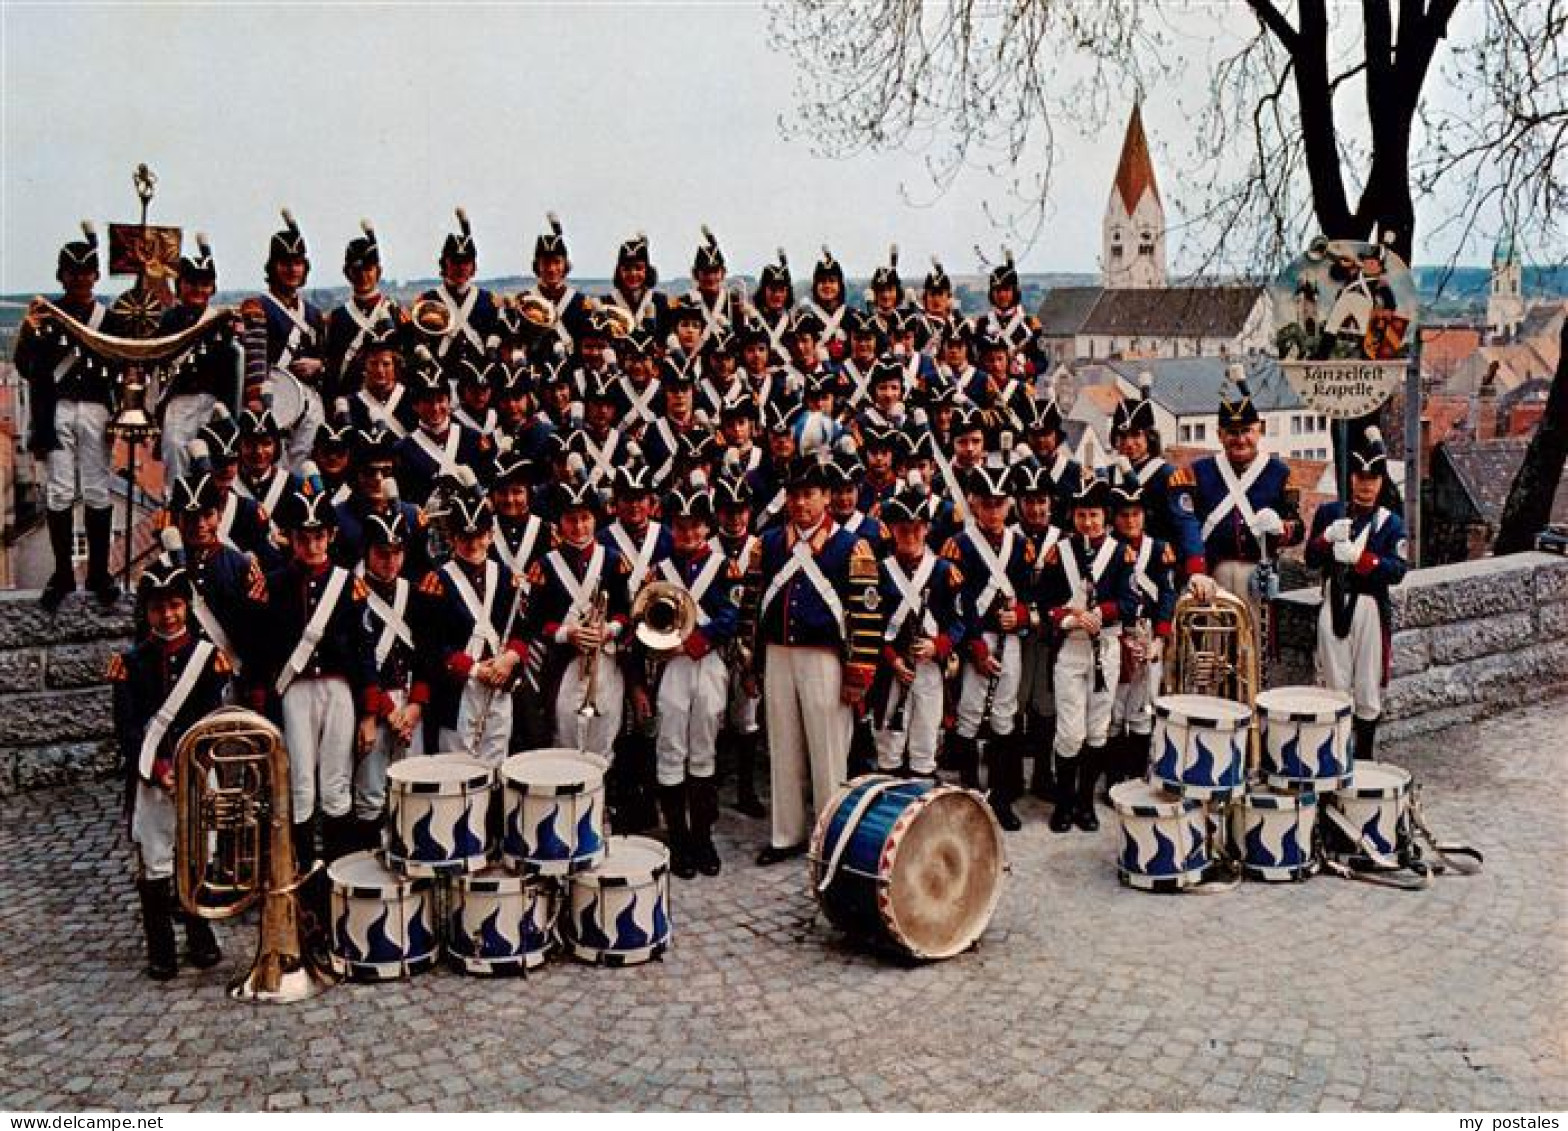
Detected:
left=883, top=788, right=1004, bottom=961
left=502, top=748, right=609, bottom=792
left=1256, top=685, right=1352, bottom=721
left=389, top=752, right=492, bottom=790
left=263, top=369, right=306, bottom=429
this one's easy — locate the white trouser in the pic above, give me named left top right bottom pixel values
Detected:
left=281, top=676, right=356, bottom=820
left=656, top=652, right=727, bottom=786
left=874, top=657, right=942, bottom=775
left=764, top=644, right=852, bottom=848
left=1213, top=560, right=1264, bottom=654
left=955, top=631, right=1023, bottom=739
left=131, top=781, right=176, bottom=880
left=726, top=664, right=760, bottom=734
left=356, top=688, right=425, bottom=820
left=44, top=399, right=111, bottom=511
left=1019, top=635, right=1055, bottom=717
left=440, top=678, right=513, bottom=768
left=1113, top=657, right=1164, bottom=736
left=161, top=393, right=216, bottom=478
left=1053, top=630, right=1120, bottom=758
left=555, top=652, right=625, bottom=760
left=1316, top=595, right=1384, bottom=721
left=283, top=385, right=325, bottom=472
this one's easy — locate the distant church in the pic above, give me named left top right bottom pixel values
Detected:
left=1487, top=233, right=1525, bottom=342
left=1037, top=104, right=1272, bottom=365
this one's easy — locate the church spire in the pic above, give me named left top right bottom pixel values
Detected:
left=1113, top=102, right=1160, bottom=214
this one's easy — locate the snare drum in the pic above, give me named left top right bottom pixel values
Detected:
left=447, top=865, right=559, bottom=975
left=385, top=753, right=495, bottom=877
left=1256, top=686, right=1354, bottom=792
left=1323, top=761, right=1411, bottom=859
left=501, top=749, right=609, bottom=876
left=809, top=775, right=1005, bottom=960
left=263, top=368, right=307, bottom=431
left=1110, top=779, right=1208, bottom=892
left=1232, top=786, right=1319, bottom=881
left=328, top=850, right=440, bottom=981
left=562, top=835, right=671, bottom=966
left=1150, top=694, right=1251, bottom=799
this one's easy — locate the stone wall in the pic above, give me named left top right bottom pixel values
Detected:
left=0, top=591, right=132, bottom=794
left=2, top=550, right=1566, bottom=791
left=1273, top=550, right=1568, bottom=742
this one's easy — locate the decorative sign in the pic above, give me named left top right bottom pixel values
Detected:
left=1270, top=235, right=1420, bottom=418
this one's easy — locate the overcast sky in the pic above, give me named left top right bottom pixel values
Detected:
left=1, top=2, right=1510, bottom=295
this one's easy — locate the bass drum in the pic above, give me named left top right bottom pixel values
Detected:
left=262, top=367, right=307, bottom=431
left=810, top=775, right=1005, bottom=961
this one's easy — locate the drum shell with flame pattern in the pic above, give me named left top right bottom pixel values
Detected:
left=385, top=753, right=496, bottom=878
left=1323, top=761, right=1411, bottom=858
left=1150, top=694, right=1251, bottom=800
left=561, top=835, right=671, bottom=966
left=1256, top=686, right=1355, bottom=793
left=446, top=865, right=559, bottom=975
left=1110, top=779, right=1209, bottom=891
left=1231, top=786, right=1319, bottom=881
left=500, top=749, right=609, bottom=877
left=328, top=850, right=440, bottom=981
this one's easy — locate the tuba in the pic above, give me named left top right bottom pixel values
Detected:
left=631, top=580, right=698, bottom=653
left=175, top=706, right=337, bottom=1003
left=1163, top=586, right=1260, bottom=768
left=513, top=292, right=558, bottom=331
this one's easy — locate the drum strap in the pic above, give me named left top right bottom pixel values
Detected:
left=365, top=578, right=413, bottom=667
left=444, top=559, right=502, bottom=660
left=813, top=779, right=914, bottom=893
left=1321, top=786, right=1483, bottom=889
left=341, top=295, right=393, bottom=374
left=883, top=553, right=937, bottom=641
left=263, top=292, right=316, bottom=369
left=971, top=527, right=1017, bottom=618
left=139, top=641, right=216, bottom=778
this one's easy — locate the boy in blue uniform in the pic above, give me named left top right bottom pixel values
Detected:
left=253, top=210, right=327, bottom=468
left=942, top=462, right=1036, bottom=829
left=417, top=208, right=505, bottom=364
left=110, top=555, right=230, bottom=979
left=1038, top=474, right=1138, bottom=832
left=872, top=476, right=963, bottom=781
left=648, top=478, right=742, bottom=878
left=1106, top=459, right=1180, bottom=791
left=1305, top=426, right=1409, bottom=762
left=1110, top=371, right=1205, bottom=580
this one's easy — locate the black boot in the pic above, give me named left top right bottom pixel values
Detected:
left=1049, top=750, right=1077, bottom=834
left=291, top=819, right=318, bottom=872
left=688, top=776, right=722, bottom=876
left=985, top=737, right=1023, bottom=832
left=1353, top=717, right=1379, bottom=763
left=617, top=736, right=660, bottom=835
left=658, top=785, right=696, bottom=880
left=40, top=509, right=77, bottom=613
left=321, top=814, right=357, bottom=866
left=1074, top=745, right=1103, bottom=832
left=355, top=817, right=385, bottom=855
left=137, top=878, right=178, bottom=981
left=950, top=736, right=981, bottom=790
left=733, top=731, right=767, bottom=818
left=1028, top=713, right=1057, bottom=799
left=84, top=506, right=119, bottom=607
left=181, top=911, right=222, bottom=969
left=1122, top=731, right=1152, bottom=785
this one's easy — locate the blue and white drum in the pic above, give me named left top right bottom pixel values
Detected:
left=1150, top=694, right=1251, bottom=799
left=327, top=850, right=440, bottom=981
left=1232, top=786, right=1319, bottom=881
left=809, top=775, right=1005, bottom=960
left=1110, top=779, right=1208, bottom=892
left=1323, top=761, right=1411, bottom=859
left=501, top=749, right=609, bottom=876
left=1256, top=686, right=1354, bottom=792
left=562, top=835, right=671, bottom=966
left=385, top=753, right=495, bottom=877
left=447, top=865, right=559, bottom=975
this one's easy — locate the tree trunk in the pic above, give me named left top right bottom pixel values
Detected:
left=1494, top=320, right=1568, bottom=554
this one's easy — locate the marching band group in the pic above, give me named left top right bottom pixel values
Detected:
left=15, top=211, right=1408, bottom=981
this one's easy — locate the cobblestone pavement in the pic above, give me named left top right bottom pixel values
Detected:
left=2, top=699, right=1564, bottom=1113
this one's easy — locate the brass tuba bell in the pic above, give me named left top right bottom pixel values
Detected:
left=631, top=580, right=699, bottom=653
left=175, top=706, right=338, bottom=1002
left=512, top=291, right=558, bottom=331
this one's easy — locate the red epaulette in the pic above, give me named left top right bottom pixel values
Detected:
left=418, top=571, right=445, bottom=597
left=106, top=653, right=128, bottom=682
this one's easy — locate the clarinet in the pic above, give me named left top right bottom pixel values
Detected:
left=886, top=593, right=928, bottom=733
left=980, top=595, right=1009, bottom=725
left=1085, top=578, right=1107, bottom=694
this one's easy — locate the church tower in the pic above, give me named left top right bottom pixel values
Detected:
left=1487, top=232, right=1524, bottom=342
left=1103, top=103, right=1167, bottom=290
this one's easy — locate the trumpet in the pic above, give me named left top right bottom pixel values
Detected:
left=576, top=587, right=610, bottom=721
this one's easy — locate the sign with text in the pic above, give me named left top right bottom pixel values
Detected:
left=1270, top=234, right=1419, bottom=419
